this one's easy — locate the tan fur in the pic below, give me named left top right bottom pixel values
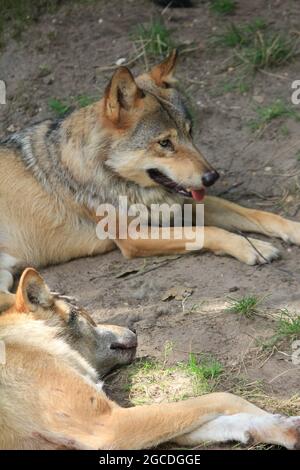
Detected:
left=1, top=269, right=299, bottom=450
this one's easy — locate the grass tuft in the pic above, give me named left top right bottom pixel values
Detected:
left=131, top=19, right=174, bottom=58
left=261, top=308, right=300, bottom=350
left=237, top=32, right=297, bottom=70
left=277, top=309, right=300, bottom=339
left=48, top=98, right=71, bottom=117
left=213, top=19, right=266, bottom=48
left=210, top=0, right=236, bottom=15
left=226, top=295, right=261, bottom=318
left=212, top=19, right=297, bottom=71
left=49, top=94, right=98, bottom=116
left=213, top=79, right=250, bottom=96
left=75, top=94, right=97, bottom=108
left=186, top=353, right=223, bottom=381
left=249, top=100, right=300, bottom=132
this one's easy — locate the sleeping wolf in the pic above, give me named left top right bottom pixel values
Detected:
left=1, top=268, right=299, bottom=449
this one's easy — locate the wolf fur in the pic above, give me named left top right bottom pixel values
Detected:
left=0, top=51, right=300, bottom=291
left=1, top=268, right=299, bottom=450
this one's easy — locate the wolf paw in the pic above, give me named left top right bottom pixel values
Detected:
left=284, top=416, right=300, bottom=450
left=264, top=415, right=300, bottom=449
left=241, top=414, right=300, bottom=449
left=239, top=238, right=280, bottom=265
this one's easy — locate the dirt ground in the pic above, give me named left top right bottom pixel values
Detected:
left=1, top=0, right=300, bottom=448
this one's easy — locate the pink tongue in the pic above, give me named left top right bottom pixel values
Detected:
left=191, top=189, right=205, bottom=201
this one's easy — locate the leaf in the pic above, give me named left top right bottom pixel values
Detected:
left=161, top=286, right=193, bottom=302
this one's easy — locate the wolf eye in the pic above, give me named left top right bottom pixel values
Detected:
left=159, top=139, right=173, bottom=150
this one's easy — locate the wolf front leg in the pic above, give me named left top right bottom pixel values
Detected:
left=203, top=196, right=300, bottom=245
left=30, top=360, right=299, bottom=450
left=114, top=226, right=279, bottom=265
left=102, top=393, right=300, bottom=449
left=21, top=393, right=300, bottom=450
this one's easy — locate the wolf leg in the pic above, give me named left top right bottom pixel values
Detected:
left=12, top=361, right=299, bottom=449
left=114, top=226, right=279, bottom=265
left=204, top=196, right=300, bottom=245
left=100, top=393, right=300, bottom=449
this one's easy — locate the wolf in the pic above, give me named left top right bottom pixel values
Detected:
left=0, top=50, right=300, bottom=292
left=1, top=268, right=299, bottom=449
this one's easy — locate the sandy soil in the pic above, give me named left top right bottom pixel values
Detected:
left=1, top=0, right=300, bottom=440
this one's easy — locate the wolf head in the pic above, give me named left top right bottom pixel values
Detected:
left=0, top=269, right=137, bottom=378
left=101, top=50, right=219, bottom=202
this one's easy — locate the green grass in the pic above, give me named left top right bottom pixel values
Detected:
left=218, top=80, right=250, bottom=95
left=226, top=295, right=260, bottom=318
left=76, top=94, right=97, bottom=108
left=245, top=18, right=267, bottom=33
left=277, top=309, right=300, bottom=339
left=210, top=0, right=236, bottom=15
left=48, top=98, right=71, bottom=117
left=185, top=353, right=223, bottom=381
left=217, top=24, right=249, bottom=48
left=237, top=32, right=297, bottom=70
left=213, top=19, right=266, bottom=48
left=124, top=352, right=223, bottom=405
left=249, top=100, right=300, bottom=132
left=212, top=19, right=297, bottom=71
left=210, top=78, right=250, bottom=97
left=261, top=309, right=300, bottom=351
left=131, top=19, right=174, bottom=58
left=296, top=151, right=300, bottom=161
left=49, top=94, right=98, bottom=116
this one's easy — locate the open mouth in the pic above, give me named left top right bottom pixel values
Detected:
left=147, top=169, right=205, bottom=202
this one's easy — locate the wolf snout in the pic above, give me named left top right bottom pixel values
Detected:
left=110, top=330, right=137, bottom=351
left=202, top=170, right=219, bottom=187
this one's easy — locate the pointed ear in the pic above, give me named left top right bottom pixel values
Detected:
left=149, top=49, right=178, bottom=87
left=104, top=66, right=143, bottom=124
left=15, top=268, right=53, bottom=313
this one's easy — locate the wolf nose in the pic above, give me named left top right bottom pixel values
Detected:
left=110, top=331, right=138, bottom=351
left=202, top=170, right=219, bottom=187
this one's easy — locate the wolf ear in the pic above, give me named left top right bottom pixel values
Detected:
left=104, top=67, right=143, bottom=124
left=15, top=268, right=53, bottom=312
left=149, top=49, right=178, bottom=87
